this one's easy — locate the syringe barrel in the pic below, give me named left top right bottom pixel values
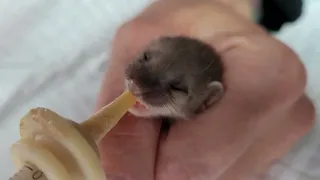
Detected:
left=9, top=91, right=136, bottom=180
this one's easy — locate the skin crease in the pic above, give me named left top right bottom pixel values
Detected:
left=95, top=0, right=315, bottom=180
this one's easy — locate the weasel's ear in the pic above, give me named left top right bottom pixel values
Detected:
left=205, top=81, right=224, bottom=107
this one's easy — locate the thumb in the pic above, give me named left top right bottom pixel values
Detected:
left=95, top=27, right=160, bottom=180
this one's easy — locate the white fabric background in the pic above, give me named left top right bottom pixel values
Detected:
left=0, top=0, right=319, bottom=179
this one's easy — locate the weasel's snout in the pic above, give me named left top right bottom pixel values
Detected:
left=127, top=80, right=142, bottom=96
left=126, top=79, right=170, bottom=107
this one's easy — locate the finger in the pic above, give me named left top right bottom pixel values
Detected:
left=99, top=114, right=160, bottom=180
left=217, top=96, right=315, bottom=180
left=96, top=23, right=161, bottom=180
left=156, top=87, right=267, bottom=180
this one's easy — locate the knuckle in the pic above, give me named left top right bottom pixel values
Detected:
left=291, top=95, right=316, bottom=136
left=269, top=40, right=307, bottom=107
left=113, top=21, right=136, bottom=44
left=221, top=35, right=307, bottom=111
left=113, top=18, right=165, bottom=58
left=115, top=18, right=164, bottom=42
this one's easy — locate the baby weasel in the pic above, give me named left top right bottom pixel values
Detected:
left=124, top=36, right=224, bottom=120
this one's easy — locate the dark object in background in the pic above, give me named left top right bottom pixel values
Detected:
left=258, top=0, right=303, bottom=32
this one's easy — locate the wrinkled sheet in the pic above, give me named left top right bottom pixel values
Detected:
left=0, top=0, right=319, bottom=179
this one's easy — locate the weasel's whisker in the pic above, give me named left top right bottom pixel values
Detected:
left=200, top=59, right=214, bottom=73
left=164, top=93, right=180, bottom=113
left=168, top=96, right=178, bottom=107
left=164, top=104, right=175, bottom=115
left=169, top=98, right=180, bottom=112
left=158, top=92, right=175, bottom=114
left=167, top=93, right=180, bottom=109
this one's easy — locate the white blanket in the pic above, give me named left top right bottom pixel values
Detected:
left=0, top=0, right=319, bottom=179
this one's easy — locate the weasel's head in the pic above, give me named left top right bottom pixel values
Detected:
left=125, top=36, right=224, bottom=119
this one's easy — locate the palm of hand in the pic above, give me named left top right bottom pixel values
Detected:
left=96, top=1, right=314, bottom=180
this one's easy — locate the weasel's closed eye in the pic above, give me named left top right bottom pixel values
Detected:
left=169, top=81, right=188, bottom=94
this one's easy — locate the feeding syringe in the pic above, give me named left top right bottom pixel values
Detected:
left=8, top=91, right=136, bottom=180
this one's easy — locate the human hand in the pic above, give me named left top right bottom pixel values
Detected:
left=95, top=0, right=315, bottom=180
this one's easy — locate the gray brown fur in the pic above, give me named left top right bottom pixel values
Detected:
left=125, top=36, right=224, bottom=119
